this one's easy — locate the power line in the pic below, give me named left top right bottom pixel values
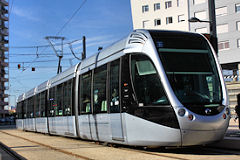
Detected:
left=9, top=0, right=87, bottom=76
left=9, top=39, right=82, bottom=49
left=9, top=58, right=75, bottom=64
left=9, top=0, right=15, bottom=16
left=56, top=0, right=88, bottom=36
left=9, top=53, right=72, bottom=56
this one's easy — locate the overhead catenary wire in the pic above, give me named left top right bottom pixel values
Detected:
left=10, top=0, right=87, bottom=74
left=56, top=0, right=88, bottom=36
left=9, top=39, right=82, bottom=49
left=10, top=58, right=76, bottom=63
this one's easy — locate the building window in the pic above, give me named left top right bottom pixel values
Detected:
left=237, top=39, right=240, bottom=48
left=216, top=6, right=227, bottom=17
left=165, top=1, right=172, bottom=9
left=142, top=5, right=149, bottom=13
left=142, top=20, right=150, bottom=28
left=166, top=17, right=173, bottom=24
left=237, top=21, right=240, bottom=31
left=236, top=3, right=240, bottom=13
left=195, top=27, right=207, bottom=33
left=177, top=0, right=184, bottom=7
left=177, top=0, right=180, bottom=7
left=218, top=41, right=230, bottom=51
left=193, top=0, right=206, bottom=5
left=194, top=10, right=207, bottom=20
left=217, top=24, right=228, bottom=34
left=154, top=19, right=161, bottom=26
left=154, top=3, right=160, bottom=11
left=178, top=14, right=185, bottom=22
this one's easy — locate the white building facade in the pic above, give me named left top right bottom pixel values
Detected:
left=131, top=0, right=190, bottom=31
left=130, top=0, right=240, bottom=73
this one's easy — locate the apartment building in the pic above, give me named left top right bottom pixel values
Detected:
left=131, top=0, right=190, bottom=31
left=130, top=0, right=240, bottom=76
left=0, top=0, right=8, bottom=118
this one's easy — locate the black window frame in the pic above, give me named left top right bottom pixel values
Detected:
left=79, top=71, right=93, bottom=114
left=93, top=64, right=108, bottom=114
left=109, top=59, right=121, bottom=113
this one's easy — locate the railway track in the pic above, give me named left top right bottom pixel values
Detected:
left=0, top=141, right=26, bottom=160
left=1, top=130, right=240, bottom=160
left=0, top=130, right=93, bottom=160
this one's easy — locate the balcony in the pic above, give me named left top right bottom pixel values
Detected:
left=2, top=39, right=8, bottom=43
left=0, top=61, right=8, bottom=67
left=0, top=77, right=8, bottom=82
left=0, top=68, right=8, bottom=74
left=0, top=15, right=8, bottom=21
left=0, top=101, right=8, bottom=106
left=0, top=85, right=8, bottom=90
left=0, top=46, right=8, bottom=51
left=1, top=6, right=8, bottom=14
left=0, top=0, right=8, bottom=6
left=0, top=28, right=8, bottom=36
left=0, top=93, right=8, bottom=98
left=0, top=68, right=6, bottom=74
left=0, top=24, right=8, bottom=29
left=0, top=54, right=8, bottom=59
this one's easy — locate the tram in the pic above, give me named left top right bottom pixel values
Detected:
left=16, top=29, right=230, bottom=147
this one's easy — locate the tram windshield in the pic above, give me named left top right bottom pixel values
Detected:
left=153, top=33, right=222, bottom=106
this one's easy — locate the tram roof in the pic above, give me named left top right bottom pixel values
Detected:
left=36, top=80, right=50, bottom=94
left=25, top=87, right=37, bottom=99
left=49, top=63, right=80, bottom=88
left=17, top=93, right=25, bottom=103
left=78, top=38, right=127, bottom=74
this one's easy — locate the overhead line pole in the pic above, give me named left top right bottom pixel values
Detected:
left=45, top=36, right=65, bottom=74
left=208, top=0, right=218, bottom=55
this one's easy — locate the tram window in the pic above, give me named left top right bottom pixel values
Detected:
left=93, top=64, right=107, bottom=113
left=17, top=102, right=23, bottom=119
left=80, top=71, right=92, bottom=114
left=110, top=59, right=120, bottom=113
left=40, top=91, right=46, bottom=117
left=131, top=54, right=169, bottom=106
left=35, top=94, right=40, bottom=117
left=27, top=97, right=34, bottom=118
left=23, top=101, right=27, bottom=118
left=49, top=87, right=56, bottom=117
left=56, top=84, right=63, bottom=116
left=63, top=80, right=72, bottom=116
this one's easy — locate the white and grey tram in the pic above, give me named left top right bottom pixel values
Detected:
left=16, top=29, right=230, bottom=147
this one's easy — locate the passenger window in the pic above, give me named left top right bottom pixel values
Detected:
left=27, top=97, right=34, bottom=118
left=40, top=91, right=46, bottom=117
left=131, top=54, right=169, bottom=106
left=110, top=59, right=120, bottom=113
left=49, top=87, right=56, bottom=117
left=56, top=84, right=63, bottom=116
left=35, top=94, right=40, bottom=117
left=80, top=71, right=92, bottom=114
left=93, top=65, right=107, bottom=113
left=63, top=80, right=72, bottom=116
left=23, top=101, right=27, bottom=118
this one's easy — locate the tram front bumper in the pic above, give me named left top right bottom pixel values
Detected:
left=181, top=128, right=226, bottom=146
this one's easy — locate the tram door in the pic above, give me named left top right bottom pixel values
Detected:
left=109, top=60, right=124, bottom=141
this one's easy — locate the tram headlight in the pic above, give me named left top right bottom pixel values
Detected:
left=178, top=108, right=186, bottom=117
left=223, top=113, right=227, bottom=119
left=188, top=114, right=194, bottom=121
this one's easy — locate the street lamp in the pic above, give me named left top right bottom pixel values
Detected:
left=188, top=16, right=218, bottom=55
left=188, top=0, right=218, bottom=55
left=188, top=17, right=211, bottom=24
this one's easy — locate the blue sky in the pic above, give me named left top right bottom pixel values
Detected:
left=8, top=0, right=133, bottom=106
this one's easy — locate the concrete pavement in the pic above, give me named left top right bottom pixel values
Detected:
left=208, top=118, right=240, bottom=150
